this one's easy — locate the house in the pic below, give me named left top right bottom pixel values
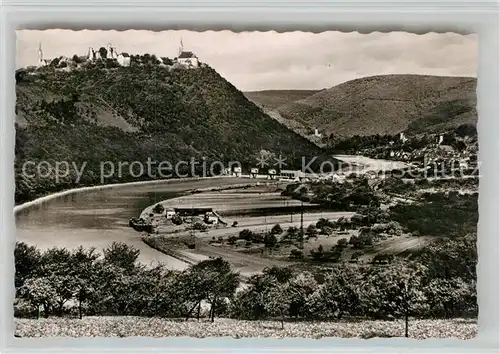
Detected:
left=250, top=168, right=259, bottom=177
left=176, top=38, right=199, bottom=68
left=279, top=169, right=306, bottom=181
left=268, top=169, right=277, bottom=179
left=165, top=210, right=176, bottom=220
left=233, top=167, right=242, bottom=177
left=178, top=51, right=199, bottom=67
left=314, top=128, right=322, bottom=138
left=117, top=53, right=131, bottom=67
left=204, top=212, right=219, bottom=225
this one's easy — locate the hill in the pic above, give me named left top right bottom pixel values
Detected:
left=244, top=90, right=320, bottom=111
left=15, top=61, right=332, bottom=203
left=276, top=74, right=477, bottom=139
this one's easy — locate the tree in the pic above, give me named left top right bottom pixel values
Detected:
left=336, top=238, right=348, bottom=249
left=70, top=246, right=100, bottom=318
left=308, top=266, right=362, bottom=319
left=424, top=277, right=477, bottom=318
left=264, top=280, right=291, bottom=329
left=49, top=274, right=78, bottom=316
left=360, top=262, right=428, bottom=337
left=19, top=277, right=56, bottom=318
left=239, top=229, right=254, bottom=241
left=153, top=203, right=165, bottom=214
left=99, top=47, right=108, bottom=59
left=72, top=54, right=83, bottom=63
left=271, top=224, right=283, bottom=235
left=14, top=242, right=41, bottom=288
left=306, top=224, right=318, bottom=238
left=185, top=258, right=239, bottom=322
left=264, top=233, right=277, bottom=247
left=103, top=242, right=140, bottom=271
left=286, top=272, right=318, bottom=319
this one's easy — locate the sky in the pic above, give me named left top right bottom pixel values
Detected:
left=16, top=29, right=477, bottom=91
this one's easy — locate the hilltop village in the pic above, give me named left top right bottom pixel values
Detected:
left=34, top=38, right=200, bottom=70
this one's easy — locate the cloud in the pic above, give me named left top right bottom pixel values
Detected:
left=16, top=29, right=477, bottom=91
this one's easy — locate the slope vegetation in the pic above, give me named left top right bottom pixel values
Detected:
left=276, top=74, right=477, bottom=138
left=244, top=90, right=320, bottom=111
left=15, top=62, right=331, bottom=203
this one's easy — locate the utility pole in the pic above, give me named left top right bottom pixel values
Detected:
left=300, top=200, right=304, bottom=237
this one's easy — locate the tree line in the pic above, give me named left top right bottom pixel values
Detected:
left=15, top=236, right=477, bottom=333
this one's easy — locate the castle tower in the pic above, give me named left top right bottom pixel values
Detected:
left=178, top=38, right=184, bottom=57
left=37, top=42, right=44, bottom=66
left=106, top=43, right=113, bottom=59
left=87, top=47, right=94, bottom=61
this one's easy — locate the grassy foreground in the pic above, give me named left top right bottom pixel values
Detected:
left=15, top=317, right=477, bottom=339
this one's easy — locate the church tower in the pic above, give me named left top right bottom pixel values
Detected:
left=37, top=42, right=44, bottom=67
left=178, top=38, right=184, bottom=57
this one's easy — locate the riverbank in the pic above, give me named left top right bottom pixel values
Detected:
left=14, top=316, right=477, bottom=339
left=138, top=181, right=271, bottom=220
left=14, top=176, right=238, bottom=215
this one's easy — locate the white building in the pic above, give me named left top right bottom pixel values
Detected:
left=117, top=53, right=131, bottom=67
left=204, top=212, right=219, bottom=225
left=279, top=169, right=306, bottom=181
left=314, top=128, right=322, bottom=138
left=37, top=43, right=51, bottom=67
left=233, top=167, right=242, bottom=177
left=176, top=38, right=199, bottom=68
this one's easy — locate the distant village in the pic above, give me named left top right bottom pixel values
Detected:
left=34, top=38, right=200, bottom=70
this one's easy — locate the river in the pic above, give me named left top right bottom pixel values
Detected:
left=16, top=177, right=255, bottom=269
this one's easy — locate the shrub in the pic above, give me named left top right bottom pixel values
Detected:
left=264, top=233, right=277, bottom=247
left=153, top=204, right=165, bottom=214
left=306, top=224, right=318, bottom=238
left=193, top=222, right=208, bottom=231
left=271, top=224, right=283, bottom=235
left=289, top=249, right=304, bottom=259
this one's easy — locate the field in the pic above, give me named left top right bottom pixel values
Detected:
left=15, top=317, right=477, bottom=339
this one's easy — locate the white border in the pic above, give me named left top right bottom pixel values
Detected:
left=1, top=0, right=499, bottom=353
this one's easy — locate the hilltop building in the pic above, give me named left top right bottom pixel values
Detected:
left=176, top=38, right=199, bottom=68
left=117, top=53, right=131, bottom=67
left=37, top=43, right=51, bottom=67
left=86, top=43, right=130, bottom=67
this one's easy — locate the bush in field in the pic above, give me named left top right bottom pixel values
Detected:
left=264, top=233, right=278, bottom=247
left=336, top=238, right=348, bottom=249
left=239, top=229, right=254, bottom=241
left=289, top=249, right=304, bottom=260
left=193, top=222, right=208, bottom=231
left=271, top=224, right=283, bottom=235
left=320, top=226, right=333, bottom=235
left=316, top=218, right=335, bottom=229
left=306, top=224, right=318, bottom=238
